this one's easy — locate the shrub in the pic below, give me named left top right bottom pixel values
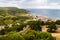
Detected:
left=36, top=32, right=56, bottom=40
left=55, top=20, right=60, bottom=25
left=22, top=30, right=56, bottom=40
left=47, top=21, right=57, bottom=32
left=27, top=20, right=42, bottom=31
left=0, top=31, right=25, bottom=40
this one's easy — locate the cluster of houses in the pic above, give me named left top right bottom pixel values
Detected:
left=26, top=14, right=56, bottom=22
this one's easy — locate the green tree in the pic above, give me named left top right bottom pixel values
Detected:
left=27, top=20, right=42, bottom=31
left=55, top=20, right=60, bottom=25
left=47, top=21, right=57, bottom=32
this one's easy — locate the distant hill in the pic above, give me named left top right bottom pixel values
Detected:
left=0, top=7, right=30, bottom=16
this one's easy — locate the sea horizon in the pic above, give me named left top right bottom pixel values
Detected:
left=27, top=9, right=60, bottom=19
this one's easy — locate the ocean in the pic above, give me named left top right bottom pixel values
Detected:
left=27, top=9, right=60, bottom=19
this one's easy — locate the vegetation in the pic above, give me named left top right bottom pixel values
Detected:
left=0, top=7, right=58, bottom=40
left=4, top=19, right=13, bottom=25
left=0, top=31, right=25, bottom=40
left=47, top=21, right=57, bottom=32
left=22, top=30, right=56, bottom=40
left=27, top=20, right=43, bottom=31
left=0, top=7, right=29, bottom=16
left=0, top=30, right=56, bottom=40
left=55, top=20, right=60, bottom=25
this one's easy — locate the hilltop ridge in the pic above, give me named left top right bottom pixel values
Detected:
left=0, top=7, right=29, bottom=16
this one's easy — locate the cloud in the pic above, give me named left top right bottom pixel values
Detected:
left=17, top=0, right=48, bottom=8
left=48, top=0, right=60, bottom=3
left=0, top=0, right=60, bottom=9
left=0, top=0, right=20, bottom=7
left=17, top=0, right=60, bottom=9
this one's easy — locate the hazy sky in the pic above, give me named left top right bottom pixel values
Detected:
left=0, top=0, right=60, bottom=9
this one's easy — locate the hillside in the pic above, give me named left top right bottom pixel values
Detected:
left=0, top=7, right=29, bottom=16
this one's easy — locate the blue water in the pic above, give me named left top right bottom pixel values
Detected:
left=27, top=9, right=60, bottom=19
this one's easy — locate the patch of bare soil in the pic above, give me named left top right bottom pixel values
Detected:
left=42, top=25, right=60, bottom=40
left=52, top=28, right=60, bottom=40
left=52, top=33, right=60, bottom=40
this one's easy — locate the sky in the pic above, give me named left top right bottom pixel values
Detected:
left=0, top=0, right=60, bottom=9
left=0, top=0, right=60, bottom=19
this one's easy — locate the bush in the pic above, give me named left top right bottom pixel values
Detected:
left=55, top=20, right=60, bottom=25
left=22, top=30, right=56, bottom=40
left=0, top=23, right=26, bottom=35
left=0, top=30, right=56, bottom=40
left=47, top=21, right=57, bottom=32
left=27, top=20, right=42, bottom=31
left=0, top=31, right=25, bottom=40
left=36, top=32, right=56, bottom=40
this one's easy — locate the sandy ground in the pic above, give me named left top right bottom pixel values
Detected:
left=52, top=33, right=60, bottom=40
left=52, top=28, right=60, bottom=40
left=42, top=25, right=60, bottom=40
